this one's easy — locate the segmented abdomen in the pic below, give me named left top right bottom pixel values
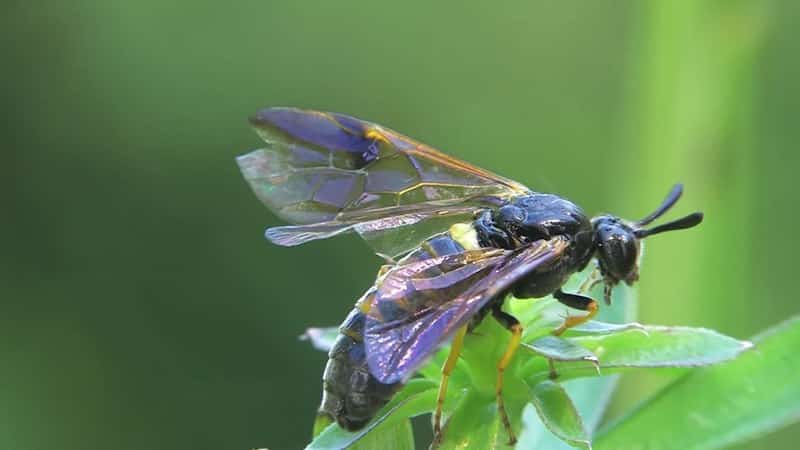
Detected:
left=319, top=307, right=400, bottom=430
left=318, top=230, right=475, bottom=429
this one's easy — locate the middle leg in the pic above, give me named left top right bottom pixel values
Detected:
left=432, top=325, right=468, bottom=447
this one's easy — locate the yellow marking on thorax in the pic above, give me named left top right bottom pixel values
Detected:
left=449, top=222, right=481, bottom=250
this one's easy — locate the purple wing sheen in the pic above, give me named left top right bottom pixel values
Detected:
left=237, top=108, right=530, bottom=253
left=362, top=237, right=569, bottom=384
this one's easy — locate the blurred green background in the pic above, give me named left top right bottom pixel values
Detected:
left=2, top=1, right=797, bottom=449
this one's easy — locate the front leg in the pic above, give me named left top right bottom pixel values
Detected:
left=552, top=289, right=599, bottom=336
left=577, top=265, right=602, bottom=295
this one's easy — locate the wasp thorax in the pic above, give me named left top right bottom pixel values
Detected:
left=502, top=194, right=591, bottom=242
left=494, top=205, right=527, bottom=233
left=592, top=215, right=640, bottom=286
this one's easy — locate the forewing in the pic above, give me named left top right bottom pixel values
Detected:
left=362, top=237, right=569, bottom=384
left=236, top=108, right=530, bottom=252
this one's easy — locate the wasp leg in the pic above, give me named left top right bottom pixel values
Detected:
left=375, top=253, right=398, bottom=266
left=376, top=264, right=393, bottom=278
left=548, top=359, right=559, bottom=380
left=491, top=304, right=522, bottom=446
left=432, top=325, right=468, bottom=448
left=552, top=289, right=599, bottom=336
left=577, top=266, right=602, bottom=294
left=603, top=283, right=613, bottom=305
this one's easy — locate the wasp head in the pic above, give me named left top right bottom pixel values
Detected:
left=592, top=184, right=703, bottom=299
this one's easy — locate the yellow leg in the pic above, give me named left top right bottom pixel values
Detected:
left=553, top=298, right=599, bottom=336
left=495, top=321, right=522, bottom=445
left=376, top=264, right=393, bottom=278
left=432, top=325, right=468, bottom=446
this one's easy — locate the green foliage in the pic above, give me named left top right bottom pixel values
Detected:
left=528, top=380, right=590, bottom=449
left=5, top=0, right=799, bottom=449
left=595, top=317, right=800, bottom=450
left=302, top=272, right=783, bottom=449
left=307, top=379, right=435, bottom=450
left=353, top=421, right=415, bottom=450
left=521, top=326, right=751, bottom=384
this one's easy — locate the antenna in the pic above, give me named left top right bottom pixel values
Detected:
left=636, top=184, right=684, bottom=226
left=635, top=212, right=704, bottom=238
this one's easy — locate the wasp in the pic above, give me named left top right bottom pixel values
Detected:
left=237, top=108, right=703, bottom=445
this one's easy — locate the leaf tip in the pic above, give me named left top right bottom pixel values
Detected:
left=574, top=438, right=594, bottom=450
left=301, top=326, right=338, bottom=352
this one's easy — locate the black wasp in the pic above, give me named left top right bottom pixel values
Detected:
left=237, top=108, right=703, bottom=445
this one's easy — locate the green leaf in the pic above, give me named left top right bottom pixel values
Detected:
left=301, top=326, right=339, bottom=352
left=522, top=325, right=752, bottom=384
left=594, top=316, right=800, bottom=450
left=436, top=390, right=504, bottom=450
left=306, top=380, right=436, bottom=450
left=566, top=320, right=646, bottom=336
left=517, top=278, right=638, bottom=449
left=577, top=326, right=752, bottom=368
left=526, top=380, right=591, bottom=449
left=561, top=282, right=636, bottom=430
left=348, top=420, right=415, bottom=450
left=508, top=296, right=561, bottom=337
left=556, top=376, right=619, bottom=437
left=522, top=335, right=598, bottom=365
left=313, top=413, right=334, bottom=438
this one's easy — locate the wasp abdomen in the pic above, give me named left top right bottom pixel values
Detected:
left=319, top=230, right=472, bottom=430
left=319, top=308, right=401, bottom=430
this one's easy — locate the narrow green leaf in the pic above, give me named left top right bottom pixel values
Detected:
left=528, top=380, right=590, bottom=449
left=595, top=316, right=800, bottom=450
left=566, top=320, right=646, bottom=336
left=523, top=335, right=598, bottom=365
left=522, top=325, right=752, bottom=385
left=306, top=381, right=436, bottom=450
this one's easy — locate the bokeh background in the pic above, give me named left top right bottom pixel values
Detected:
left=2, top=1, right=797, bottom=449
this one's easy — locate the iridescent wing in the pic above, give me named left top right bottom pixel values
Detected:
left=362, top=237, right=569, bottom=384
left=237, top=108, right=530, bottom=256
